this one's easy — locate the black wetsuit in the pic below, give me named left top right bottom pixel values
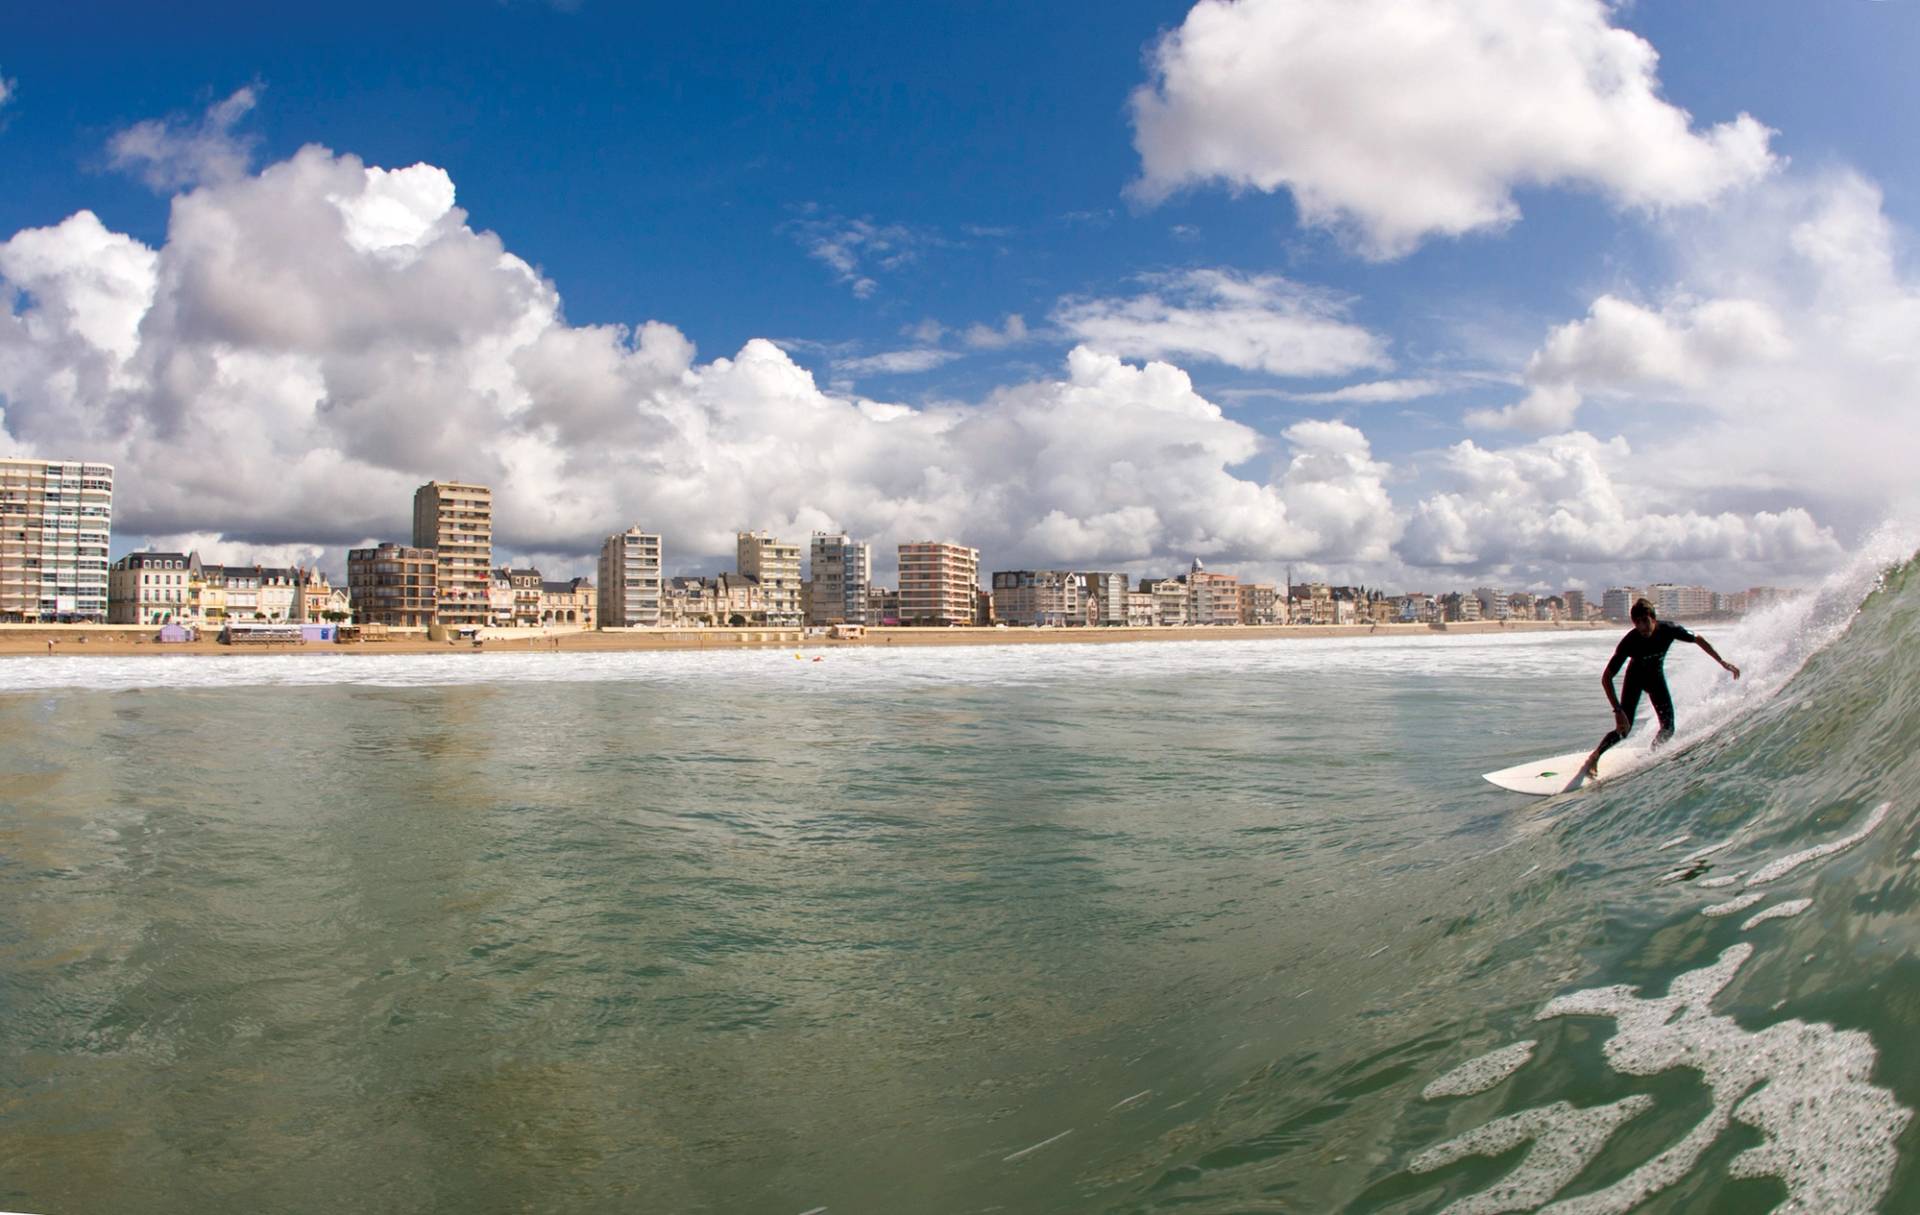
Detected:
left=1601, top=620, right=1696, bottom=746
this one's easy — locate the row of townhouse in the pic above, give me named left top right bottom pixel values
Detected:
left=105, top=551, right=350, bottom=626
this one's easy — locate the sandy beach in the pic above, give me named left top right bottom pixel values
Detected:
left=0, top=619, right=1608, bottom=658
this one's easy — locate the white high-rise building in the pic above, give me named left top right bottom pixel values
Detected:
left=808, top=532, right=871, bottom=626
left=738, top=531, right=803, bottom=626
left=598, top=526, right=663, bottom=627
left=412, top=480, right=493, bottom=628
left=0, top=457, right=113, bottom=622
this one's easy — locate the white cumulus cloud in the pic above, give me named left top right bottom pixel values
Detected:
left=0, top=145, right=1397, bottom=582
left=1129, top=0, right=1777, bottom=258
left=1053, top=268, right=1388, bottom=376
left=1402, top=433, right=1841, bottom=575
left=108, top=85, right=262, bottom=192
left=1468, top=294, right=1792, bottom=430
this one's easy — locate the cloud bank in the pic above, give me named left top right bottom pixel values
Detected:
left=0, top=145, right=1402, bottom=581
left=1130, top=0, right=1776, bottom=258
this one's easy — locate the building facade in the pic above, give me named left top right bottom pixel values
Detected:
left=1187, top=568, right=1240, bottom=625
left=108, top=550, right=191, bottom=624
left=807, top=532, right=870, bottom=626
left=897, top=541, right=979, bottom=626
left=737, top=531, right=803, bottom=626
left=1080, top=571, right=1130, bottom=627
left=539, top=579, right=596, bottom=627
left=0, top=457, right=113, bottom=622
left=598, top=526, right=663, bottom=627
left=348, top=543, right=437, bottom=628
left=1237, top=582, right=1280, bottom=625
left=412, top=481, right=493, bottom=628
left=501, top=568, right=543, bottom=627
left=990, top=569, right=1081, bottom=626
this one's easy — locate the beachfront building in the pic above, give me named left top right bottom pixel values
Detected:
left=108, top=550, right=191, bottom=624
left=1564, top=590, right=1587, bottom=621
left=499, top=567, right=543, bottom=627
left=807, top=532, right=870, bottom=626
left=190, top=562, right=228, bottom=624
left=413, top=481, right=493, bottom=629
left=1238, top=582, right=1281, bottom=625
left=1186, top=565, right=1241, bottom=626
left=539, top=579, right=595, bottom=627
left=348, top=543, right=437, bottom=628
left=990, top=570, right=1081, bottom=626
left=661, top=576, right=718, bottom=626
left=224, top=566, right=261, bottom=620
left=1289, top=583, right=1335, bottom=625
left=738, top=531, right=803, bottom=626
left=257, top=568, right=301, bottom=621
left=1601, top=587, right=1641, bottom=622
left=487, top=569, right=514, bottom=625
left=898, top=541, right=979, bottom=627
left=294, top=568, right=348, bottom=623
left=1142, top=577, right=1188, bottom=626
left=1125, top=590, right=1157, bottom=627
left=1473, top=587, right=1510, bottom=621
left=598, top=526, right=663, bottom=627
left=867, top=585, right=900, bottom=626
left=1652, top=583, right=1714, bottom=620
left=0, top=457, right=113, bottom=622
left=1079, top=571, right=1130, bottom=627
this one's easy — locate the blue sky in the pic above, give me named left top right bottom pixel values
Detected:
left=3, top=0, right=1918, bottom=590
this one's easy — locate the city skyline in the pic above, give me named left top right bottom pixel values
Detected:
left=4, top=3, right=1916, bottom=594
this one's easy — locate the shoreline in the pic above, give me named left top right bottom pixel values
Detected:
left=0, top=619, right=1610, bottom=658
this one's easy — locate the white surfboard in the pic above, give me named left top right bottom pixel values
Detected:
left=1482, top=745, right=1650, bottom=796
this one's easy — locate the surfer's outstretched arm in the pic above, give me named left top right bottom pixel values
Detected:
left=1692, top=635, right=1740, bottom=679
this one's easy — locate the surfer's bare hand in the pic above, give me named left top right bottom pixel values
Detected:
left=1614, top=709, right=1629, bottom=733
left=1726, top=663, right=1741, bottom=679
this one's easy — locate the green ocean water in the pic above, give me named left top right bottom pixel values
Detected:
left=3, top=553, right=1919, bottom=1213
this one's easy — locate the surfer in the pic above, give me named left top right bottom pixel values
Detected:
left=1582, top=598, right=1739, bottom=779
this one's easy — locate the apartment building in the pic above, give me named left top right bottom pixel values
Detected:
left=897, top=541, right=979, bottom=626
left=0, top=457, right=113, bottom=622
left=1238, top=582, right=1280, bottom=625
left=1138, top=578, right=1187, bottom=626
left=807, top=532, right=870, bottom=626
left=1181, top=568, right=1237, bottom=625
left=1125, top=590, right=1157, bottom=627
left=348, top=543, right=437, bottom=628
left=499, top=567, right=543, bottom=626
left=1079, top=571, right=1130, bottom=627
left=599, top=526, right=663, bottom=627
left=256, top=568, right=300, bottom=621
left=1472, top=587, right=1510, bottom=621
left=412, top=481, right=493, bottom=628
left=108, top=550, right=191, bottom=624
left=738, top=531, right=803, bottom=626
left=1652, top=583, right=1715, bottom=620
left=990, top=569, right=1081, bottom=626
left=867, top=585, right=900, bottom=625
left=1601, top=587, right=1642, bottom=622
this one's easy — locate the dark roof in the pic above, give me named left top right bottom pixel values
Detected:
left=115, top=551, right=188, bottom=569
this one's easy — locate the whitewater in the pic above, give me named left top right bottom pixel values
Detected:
left=1, top=534, right=1917, bottom=1213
